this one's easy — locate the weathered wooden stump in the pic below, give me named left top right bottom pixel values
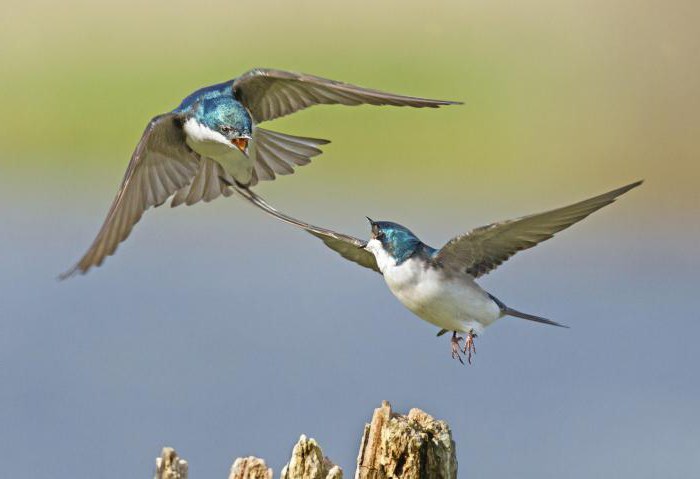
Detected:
left=155, top=447, right=189, bottom=479
left=356, top=401, right=457, bottom=479
left=230, top=457, right=273, bottom=479
left=153, top=401, right=456, bottom=479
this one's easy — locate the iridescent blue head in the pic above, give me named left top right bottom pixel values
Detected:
left=365, top=218, right=429, bottom=265
left=180, top=93, right=253, bottom=154
left=196, top=96, right=252, bottom=139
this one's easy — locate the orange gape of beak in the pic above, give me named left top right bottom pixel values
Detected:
left=231, top=137, right=249, bottom=153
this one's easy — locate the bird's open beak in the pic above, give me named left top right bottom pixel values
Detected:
left=231, top=137, right=249, bottom=155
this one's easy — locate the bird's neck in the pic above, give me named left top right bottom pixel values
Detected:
left=390, top=240, right=433, bottom=266
left=369, top=239, right=432, bottom=273
left=370, top=242, right=398, bottom=273
left=183, top=118, right=228, bottom=146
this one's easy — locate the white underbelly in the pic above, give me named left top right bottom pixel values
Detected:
left=185, top=137, right=253, bottom=184
left=384, top=259, right=501, bottom=333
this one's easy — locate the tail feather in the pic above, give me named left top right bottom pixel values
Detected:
left=503, top=306, right=568, bottom=328
left=487, top=292, right=567, bottom=328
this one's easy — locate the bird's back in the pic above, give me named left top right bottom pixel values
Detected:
left=174, top=80, right=234, bottom=112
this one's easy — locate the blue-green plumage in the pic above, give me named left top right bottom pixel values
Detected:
left=174, top=80, right=233, bottom=111
left=196, top=96, right=252, bottom=136
left=372, top=221, right=436, bottom=265
left=174, top=80, right=252, bottom=137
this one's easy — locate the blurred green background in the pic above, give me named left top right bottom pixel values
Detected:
left=1, top=1, right=699, bottom=478
left=3, top=0, right=697, bottom=207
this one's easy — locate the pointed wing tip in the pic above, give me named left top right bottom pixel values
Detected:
left=607, top=179, right=643, bottom=201
left=623, top=179, right=644, bottom=191
left=59, top=257, right=103, bottom=280
left=57, top=265, right=82, bottom=281
left=423, top=99, right=463, bottom=108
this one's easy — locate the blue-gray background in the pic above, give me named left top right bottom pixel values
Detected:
left=1, top=1, right=699, bottom=478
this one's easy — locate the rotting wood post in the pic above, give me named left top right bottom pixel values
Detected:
left=355, top=401, right=457, bottom=479
left=280, top=434, right=343, bottom=479
left=153, top=401, right=456, bottom=479
left=154, top=447, right=189, bottom=479
left=230, top=457, right=273, bottom=479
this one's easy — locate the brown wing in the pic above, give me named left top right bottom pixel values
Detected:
left=432, top=181, right=642, bottom=278
left=232, top=68, right=461, bottom=123
left=61, top=114, right=207, bottom=278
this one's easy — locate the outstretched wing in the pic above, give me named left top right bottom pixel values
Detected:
left=232, top=68, right=461, bottom=123
left=433, top=181, right=642, bottom=278
left=231, top=186, right=380, bottom=273
left=61, top=114, right=207, bottom=278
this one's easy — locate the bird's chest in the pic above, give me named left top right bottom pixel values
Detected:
left=383, top=258, right=499, bottom=331
left=383, top=259, right=444, bottom=314
left=183, top=119, right=253, bottom=183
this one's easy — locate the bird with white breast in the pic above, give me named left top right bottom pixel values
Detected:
left=235, top=181, right=642, bottom=364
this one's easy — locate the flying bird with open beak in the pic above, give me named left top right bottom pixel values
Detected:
left=234, top=181, right=642, bottom=364
left=61, top=68, right=460, bottom=278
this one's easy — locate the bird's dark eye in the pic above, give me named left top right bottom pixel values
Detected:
left=376, top=231, right=385, bottom=240
left=220, top=125, right=233, bottom=134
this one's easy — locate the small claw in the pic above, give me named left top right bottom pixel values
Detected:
left=450, top=332, right=465, bottom=365
left=462, top=330, right=477, bottom=365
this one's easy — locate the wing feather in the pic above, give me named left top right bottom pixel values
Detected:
left=61, top=114, right=203, bottom=278
left=433, top=181, right=642, bottom=277
left=232, top=68, right=461, bottom=122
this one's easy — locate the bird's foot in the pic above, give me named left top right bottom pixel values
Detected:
left=450, top=332, right=465, bottom=365
left=461, top=329, right=477, bottom=365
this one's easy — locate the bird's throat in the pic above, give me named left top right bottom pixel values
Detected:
left=183, top=119, right=253, bottom=184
